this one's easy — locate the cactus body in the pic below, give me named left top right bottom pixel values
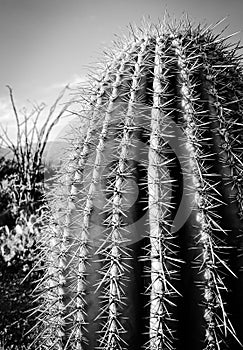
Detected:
left=36, top=18, right=243, bottom=350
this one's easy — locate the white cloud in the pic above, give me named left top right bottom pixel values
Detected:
left=0, top=97, right=11, bottom=118
left=0, top=98, right=17, bottom=146
left=47, top=74, right=88, bottom=91
left=0, top=98, right=9, bottom=111
left=0, top=97, right=15, bottom=129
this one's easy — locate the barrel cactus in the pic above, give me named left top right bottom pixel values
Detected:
left=34, top=17, right=243, bottom=350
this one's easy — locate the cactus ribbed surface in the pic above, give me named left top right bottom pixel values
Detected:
left=35, top=18, right=243, bottom=350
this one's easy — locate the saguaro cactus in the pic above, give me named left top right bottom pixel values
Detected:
left=35, top=17, right=243, bottom=350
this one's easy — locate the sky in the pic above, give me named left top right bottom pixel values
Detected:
left=0, top=0, right=243, bottom=142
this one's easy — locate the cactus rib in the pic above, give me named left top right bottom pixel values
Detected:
left=147, top=34, right=181, bottom=350
left=93, top=35, right=150, bottom=350
left=172, top=34, right=240, bottom=348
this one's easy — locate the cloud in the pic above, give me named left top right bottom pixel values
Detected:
left=0, top=97, right=15, bottom=127
left=47, top=74, right=88, bottom=91
left=0, top=98, right=8, bottom=111
left=0, top=97, right=18, bottom=145
left=0, top=98, right=10, bottom=117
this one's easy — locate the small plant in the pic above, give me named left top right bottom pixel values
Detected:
left=35, top=17, right=243, bottom=350
left=0, top=86, right=71, bottom=348
left=0, top=86, right=71, bottom=216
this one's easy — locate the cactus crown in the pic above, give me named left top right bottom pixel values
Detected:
left=34, top=17, right=243, bottom=350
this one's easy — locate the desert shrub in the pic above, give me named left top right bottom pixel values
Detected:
left=0, top=86, right=71, bottom=348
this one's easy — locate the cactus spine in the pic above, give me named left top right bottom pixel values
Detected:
left=35, top=17, right=243, bottom=350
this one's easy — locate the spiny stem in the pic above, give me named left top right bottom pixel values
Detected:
left=95, top=35, right=150, bottom=350
left=35, top=18, right=243, bottom=350
left=148, top=35, right=180, bottom=350
left=204, top=62, right=243, bottom=221
left=172, top=34, right=238, bottom=349
left=73, top=40, right=141, bottom=350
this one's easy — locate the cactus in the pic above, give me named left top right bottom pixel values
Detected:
left=34, top=17, right=243, bottom=350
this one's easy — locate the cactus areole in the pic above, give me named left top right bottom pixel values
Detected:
left=36, top=18, right=243, bottom=350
